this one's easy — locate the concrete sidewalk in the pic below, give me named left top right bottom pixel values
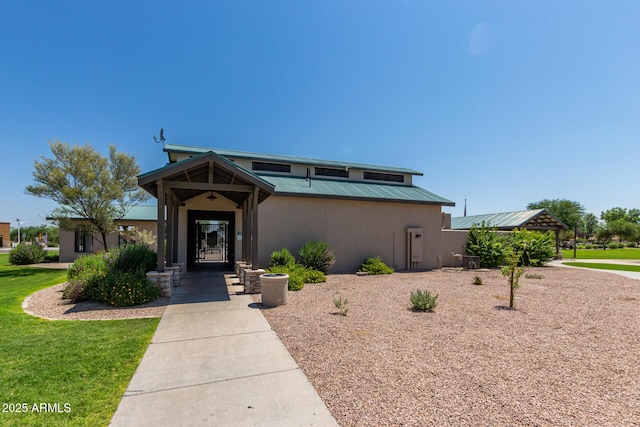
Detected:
left=550, top=259, right=640, bottom=281
left=110, top=269, right=337, bottom=427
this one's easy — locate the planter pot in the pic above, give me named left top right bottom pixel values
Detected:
left=260, top=273, right=289, bottom=307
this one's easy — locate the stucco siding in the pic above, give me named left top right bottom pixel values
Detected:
left=57, top=220, right=158, bottom=263
left=258, top=196, right=443, bottom=273
left=440, top=229, right=469, bottom=266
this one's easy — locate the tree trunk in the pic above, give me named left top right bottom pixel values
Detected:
left=100, top=232, right=109, bottom=252
left=509, top=269, right=515, bottom=308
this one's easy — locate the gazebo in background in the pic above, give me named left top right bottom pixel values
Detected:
left=450, top=209, right=568, bottom=254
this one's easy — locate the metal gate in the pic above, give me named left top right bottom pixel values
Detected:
left=195, top=220, right=229, bottom=264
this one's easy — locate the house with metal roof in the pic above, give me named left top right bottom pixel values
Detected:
left=57, top=144, right=456, bottom=272
left=133, top=144, right=455, bottom=273
left=57, top=206, right=159, bottom=262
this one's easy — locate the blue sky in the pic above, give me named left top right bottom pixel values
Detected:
left=1, top=1, right=639, bottom=228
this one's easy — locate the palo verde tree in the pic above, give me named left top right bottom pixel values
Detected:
left=26, top=140, right=148, bottom=251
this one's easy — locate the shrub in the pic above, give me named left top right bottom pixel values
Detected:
left=100, top=271, right=160, bottom=307
left=8, top=243, right=47, bottom=265
left=66, top=245, right=159, bottom=306
left=108, top=244, right=156, bottom=275
left=465, top=222, right=505, bottom=268
left=410, top=289, right=438, bottom=311
left=359, top=256, right=394, bottom=275
left=608, top=242, right=620, bottom=249
left=333, top=294, right=349, bottom=316
left=627, top=242, right=637, bottom=248
left=472, top=276, right=483, bottom=285
left=270, top=248, right=296, bottom=268
left=301, top=268, right=326, bottom=283
left=68, top=253, right=109, bottom=282
left=584, top=244, right=593, bottom=249
left=266, top=265, right=305, bottom=291
left=505, top=228, right=556, bottom=267
left=265, top=263, right=326, bottom=290
left=299, top=240, right=336, bottom=273
left=62, top=279, right=87, bottom=303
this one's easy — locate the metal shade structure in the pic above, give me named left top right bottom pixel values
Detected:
left=450, top=209, right=568, bottom=231
left=451, top=209, right=568, bottom=254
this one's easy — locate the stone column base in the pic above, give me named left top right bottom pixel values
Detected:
left=146, top=271, right=174, bottom=297
left=244, top=269, right=265, bottom=294
left=165, top=266, right=181, bottom=287
left=239, top=264, right=252, bottom=285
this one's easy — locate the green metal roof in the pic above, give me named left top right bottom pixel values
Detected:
left=451, top=209, right=567, bottom=230
left=258, top=174, right=455, bottom=206
left=163, top=144, right=423, bottom=176
left=50, top=205, right=158, bottom=221
left=121, top=205, right=158, bottom=221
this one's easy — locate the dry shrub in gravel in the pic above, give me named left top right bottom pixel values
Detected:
left=256, top=267, right=640, bottom=426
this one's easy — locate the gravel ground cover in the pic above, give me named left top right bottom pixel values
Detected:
left=23, top=283, right=169, bottom=320
left=255, top=267, right=640, bottom=426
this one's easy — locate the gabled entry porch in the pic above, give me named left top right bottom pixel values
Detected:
left=138, top=151, right=274, bottom=272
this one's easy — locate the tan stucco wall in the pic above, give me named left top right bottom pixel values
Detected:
left=257, top=196, right=443, bottom=273
left=57, top=194, right=446, bottom=271
left=440, top=229, right=469, bottom=266
left=58, top=220, right=158, bottom=263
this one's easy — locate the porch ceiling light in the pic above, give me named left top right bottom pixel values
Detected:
left=207, top=191, right=217, bottom=201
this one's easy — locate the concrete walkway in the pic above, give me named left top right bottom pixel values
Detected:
left=110, top=269, right=337, bottom=427
left=550, top=259, right=640, bottom=281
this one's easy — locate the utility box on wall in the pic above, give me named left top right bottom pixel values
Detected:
left=406, top=227, right=423, bottom=269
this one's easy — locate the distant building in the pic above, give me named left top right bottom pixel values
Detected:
left=0, top=222, right=10, bottom=248
left=57, top=207, right=158, bottom=263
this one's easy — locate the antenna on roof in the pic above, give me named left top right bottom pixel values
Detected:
left=153, top=128, right=166, bottom=146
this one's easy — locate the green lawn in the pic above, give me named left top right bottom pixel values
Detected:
left=0, top=254, right=159, bottom=427
left=562, top=262, right=640, bottom=272
left=560, top=248, right=640, bottom=260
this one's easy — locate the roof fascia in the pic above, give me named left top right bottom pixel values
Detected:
left=139, top=151, right=275, bottom=192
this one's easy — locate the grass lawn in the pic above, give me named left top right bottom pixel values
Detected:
left=560, top=248, right=640, bottom=260
left=0, top=254, right=159, bottom=427
left=562, top=262, right=640, bottom=272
